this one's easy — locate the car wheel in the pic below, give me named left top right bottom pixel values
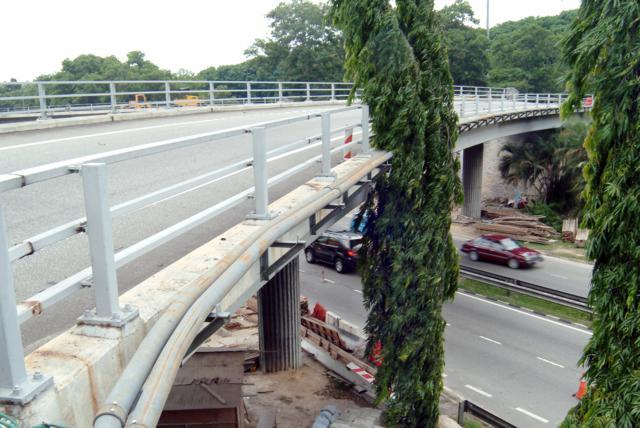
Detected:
left=335, top=258, right=345, bottom=274
left=508, top=258, right=520, bottom=269
left=305, top=249, right=315, bottom=264
left=469, top=251, right=479, bottom=261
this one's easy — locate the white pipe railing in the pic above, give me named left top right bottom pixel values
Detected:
left=0, top=103, right=368, bottom=403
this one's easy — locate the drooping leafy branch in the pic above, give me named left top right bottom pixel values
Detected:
left=560, top=1, right=640, bottom=427
left=330, top=1, right=461, bottom=426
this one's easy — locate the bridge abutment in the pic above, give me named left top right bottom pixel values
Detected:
left=258, top=257, right=301, bottom=372
left=462, top=144, right=484, bottom=218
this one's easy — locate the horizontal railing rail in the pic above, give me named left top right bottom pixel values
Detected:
left=0, top=103, right=370, bottom=402
left=459, top=265, right=592, bottom=313
left=0, top=80, right=356, bottom=119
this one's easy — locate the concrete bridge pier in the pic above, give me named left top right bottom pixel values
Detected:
left=258, top=257, right=301, bottom=372
left=462, top=144, right=484, bottom=218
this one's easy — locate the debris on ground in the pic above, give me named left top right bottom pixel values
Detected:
left=475, top=207, right=560, bottom=244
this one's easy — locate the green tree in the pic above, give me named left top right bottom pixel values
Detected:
left=439, top=0, right=489, bottom=86
left=246, top=0, right=345, bottom=81
left=331, top=0, right=461, bottom=426
left=487, top=11, right=577, bottom=92
left=560, top=1, right=640, bottom=427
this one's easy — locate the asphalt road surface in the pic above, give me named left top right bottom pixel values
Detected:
left=300, top=259, right=591, bottom=427
left=1, top=105, right=362, bottom=349
left=454, top=237, right=593, bottom=298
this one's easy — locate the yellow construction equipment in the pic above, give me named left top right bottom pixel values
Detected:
left=121, top=93, right=151, bottom=110
left=174, top=95, right=200, bottom=107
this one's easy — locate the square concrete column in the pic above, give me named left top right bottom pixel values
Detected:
left=258, top=257, right=301, bottom=372
left=462, top=144, right=484, bottom=218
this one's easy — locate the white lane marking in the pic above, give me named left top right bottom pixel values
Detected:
left=536, top=357, right=565, bottom=368
left=299, top=269, right=305, bottom=273
left=322, top=278, right=335, bottom=284
left=456, top=292, right=593, bottom=336
left=550, top=273, right=569, bottom=280
left=442, top=373, right=447, bottom=378
left=515, top=407, right=549, bottom=423
left=479, top=335, right=502, bottom=345
left=353, top=289, right=362, bottom=294
left=464, top=384, right=492, bottom=397
left=446, top=322, right=451, bottom=327
left=0, top=108, right=328, bottom=152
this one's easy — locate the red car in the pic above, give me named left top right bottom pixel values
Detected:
left=461, top=234, right=543, bottom=269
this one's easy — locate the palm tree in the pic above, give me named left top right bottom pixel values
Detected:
left=498, top=120, right=587, bottom=213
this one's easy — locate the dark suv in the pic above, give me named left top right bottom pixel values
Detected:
left=305, top=231, right=363, bottom=273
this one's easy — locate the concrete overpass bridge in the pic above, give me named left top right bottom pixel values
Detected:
left=0, top=82, right=589, bottom=426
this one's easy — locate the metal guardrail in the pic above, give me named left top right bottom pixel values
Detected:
left=0, top=79, right=588, bottom=125
left=0, top=80, right=356, bottom=119
left=0, top=103, right=370, bottom=403
left=458, top=400, right=517, bottom=428
left=459, top=265, right=592, bottom=313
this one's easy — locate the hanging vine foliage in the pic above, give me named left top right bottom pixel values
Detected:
left=330, top=1, right=461, bottom=426
left=560, top=1, right=640, bottom=427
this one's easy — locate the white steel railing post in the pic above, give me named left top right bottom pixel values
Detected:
left=513, top=93, right=517, bottom=110
left=501, top=93, right=505, bottom=111
left=247, top=82, right=252, bottom=104
left=109, top=82, right=117, bottom=114
left=536, top=93, right=540, bottom=108
left=37, top=83, right=47, bottom=119
left=475, top=91, right=480, bottom=115
left=360, top=104, right=371, bottom=154
left=248, top=127, right=272, bottom=219
left=278, top=82, right=283, bottom=103
left=319, top=113, right=335, bottom=178
left=459, top=96, right=466, bottom=117
left=81, top=163, right=122, bottom=321
left=164, top=82, right=171, bottom=108
left=547, top=93, right=551, bottom=107
left=209, top=82, right=215, bottom=106
left=331, top=83, right=335, bottom=101
left=306, top=83, right=311, bottom=102
left=524, top=93, right=528, bottom=108
left=488, top=87, right=492, bottom=113
left=0, top=201, right=52, bottom=403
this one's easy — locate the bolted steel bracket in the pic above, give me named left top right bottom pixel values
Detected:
left=76, top=304, right=139, bottom=328
left=0, top=371, right=53, bottom=405
left=246, top=211, right=277, bottom=221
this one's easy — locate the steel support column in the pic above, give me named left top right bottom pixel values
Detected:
left=258, top=257, right=301, bottom=372
left=462, top=144, right=484, bottom=218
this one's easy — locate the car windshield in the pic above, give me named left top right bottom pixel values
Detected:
left=499, top=238, right=521, bottom=251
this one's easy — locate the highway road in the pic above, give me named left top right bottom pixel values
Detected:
left=0, top=105, right=362, bottom=349
left=454, top=237, right=593, bottom=298
left=298, top=214, right=592, bottom=427
left=300, top=259, right=591, bottom=427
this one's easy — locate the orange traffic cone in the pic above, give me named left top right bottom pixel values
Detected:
left=573, top=379, right=587, bottom=400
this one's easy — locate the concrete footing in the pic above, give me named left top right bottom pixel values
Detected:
left=462, top=144, right=484, bottom=218
left=258, top=257, right=301, bottom=372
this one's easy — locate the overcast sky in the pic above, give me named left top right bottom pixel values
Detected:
left=0, top=0, right=581, bottom=82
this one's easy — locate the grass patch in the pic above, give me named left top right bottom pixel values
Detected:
left=463, top=421, right=484, bottom=428
left=523, top=240, right=589, bottom=263
left=458, top=278, right=593, bottom=328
